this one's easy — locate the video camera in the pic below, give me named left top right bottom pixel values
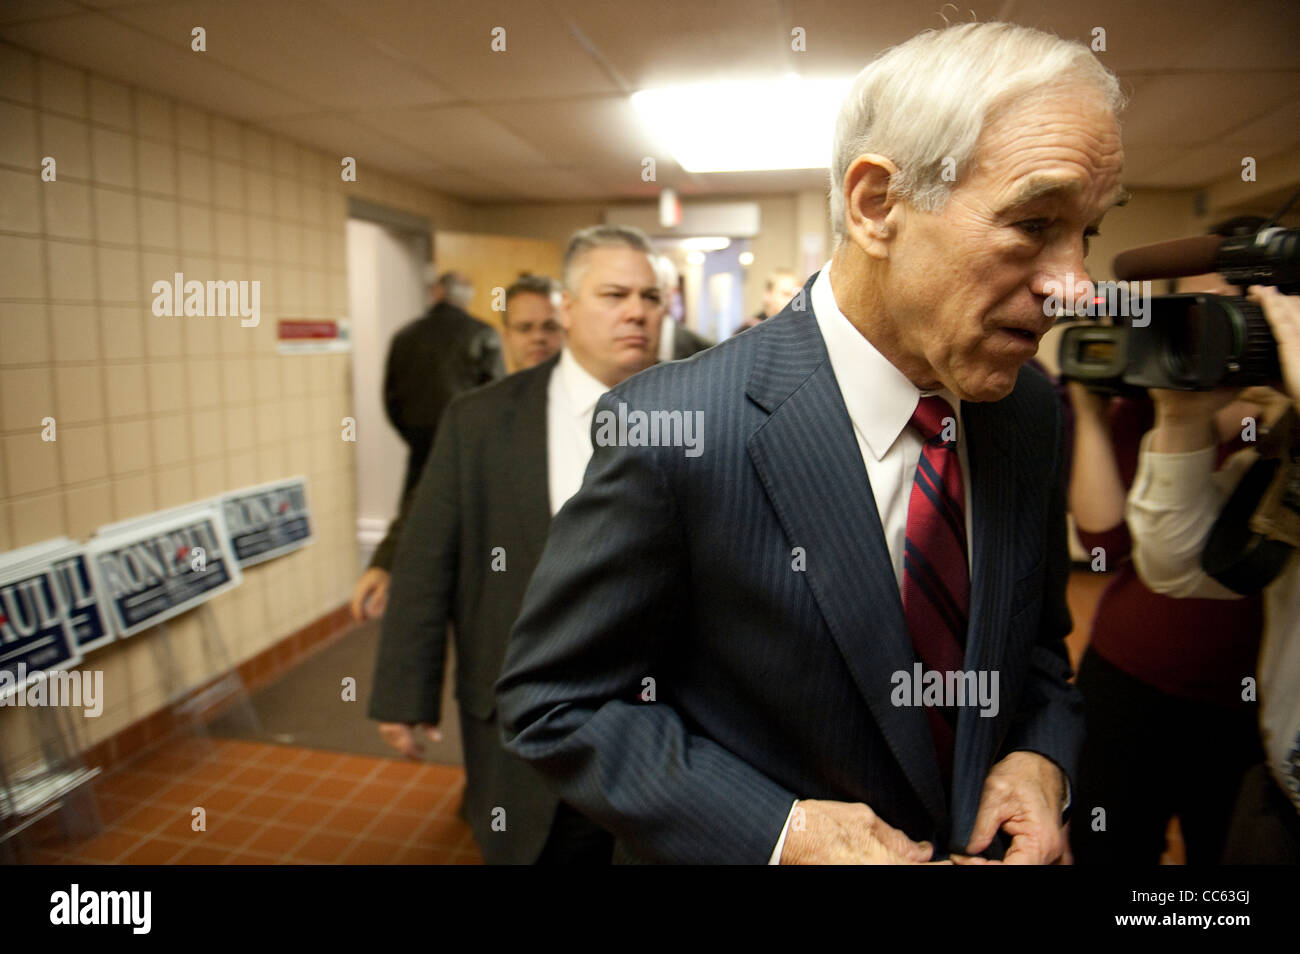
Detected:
left=1056, top=201, right=1300, bottom=596
left=1059, top=223, right=1300, bottom=394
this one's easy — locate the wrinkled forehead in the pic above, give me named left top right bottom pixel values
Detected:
left=970, top=97, right=1126, bottom=216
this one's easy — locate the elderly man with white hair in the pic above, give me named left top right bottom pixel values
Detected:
left=497, top=21, right=1127, bottom=864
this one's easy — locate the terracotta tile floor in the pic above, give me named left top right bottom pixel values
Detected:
left=14, top=737, right=481, bottom=865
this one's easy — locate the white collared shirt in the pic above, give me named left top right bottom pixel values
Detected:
left=546, top=347, right=612, bottom=516
left=810, top=262, right=973, bottom=585
left=658, top=319, right=676, bottom=363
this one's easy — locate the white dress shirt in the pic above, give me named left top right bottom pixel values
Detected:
left=546, top=347, right=612, bottom=516
left=769, top=262, right=974, bottom=863
left=657, top=319, right=676, bottom=363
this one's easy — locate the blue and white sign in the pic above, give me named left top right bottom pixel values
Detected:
left=221, top=477, right=314, bottom=567
left=88, top=504, right=242, bottom=638
left=0, top=540, right=92, bottom=699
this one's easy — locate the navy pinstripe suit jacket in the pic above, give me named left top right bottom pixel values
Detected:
left=497, top=279, right=1082, bottom=863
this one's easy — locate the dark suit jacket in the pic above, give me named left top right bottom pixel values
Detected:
left=496, top=278, right=1082, bottom=863
left=671, top=324, right=714, bottom=360
left=382, top=301, right=505, bottom=506
left=368, top=355, right=562, bottom=864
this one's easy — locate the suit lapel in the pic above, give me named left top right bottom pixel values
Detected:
left=745, top=296, right=947, bottom=824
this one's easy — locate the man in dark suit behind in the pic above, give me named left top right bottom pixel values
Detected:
left=367, top=226, right=665, bottom=863
left=383, top=271, right=504, bottom=503
left=497, top=22, right=1128, bottom=864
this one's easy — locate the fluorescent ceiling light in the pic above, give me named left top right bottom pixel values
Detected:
left=678, top=236, right=731, bottom=251
left=632, top=75, right=853, bottom=173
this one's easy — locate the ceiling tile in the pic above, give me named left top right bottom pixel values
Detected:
left=318, top=0, right=621, bottom=101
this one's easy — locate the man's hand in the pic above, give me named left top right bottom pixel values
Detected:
left=1250, top=285, right=1300, bottom=404
left=350, top=567, right=391, bottom=622
left=957, top=751, right=1067, bottom=865
left=779, top=799, right=942, bottom=864
left=377, top=722, right=442, bottom=759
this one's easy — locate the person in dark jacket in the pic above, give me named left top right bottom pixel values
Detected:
left=351, top=271, right=503, bottom=620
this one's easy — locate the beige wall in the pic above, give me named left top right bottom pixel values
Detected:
left=0, top=42, right=478, bottom=771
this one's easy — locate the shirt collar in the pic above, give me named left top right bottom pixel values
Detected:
left=556, top=346, right=611, bottom=419
left=810, top=261, right=961, bottom=461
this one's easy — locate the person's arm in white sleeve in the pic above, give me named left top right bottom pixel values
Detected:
left=1126, top=390, right=1256, bottom=600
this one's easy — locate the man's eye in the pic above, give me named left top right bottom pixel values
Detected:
left=1016, top=219, right=1050, bottom=236
left=1082, top=227, right=1101, bottom=256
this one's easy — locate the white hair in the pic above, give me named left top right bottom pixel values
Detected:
left=828, top=21, right=1126, bottom=242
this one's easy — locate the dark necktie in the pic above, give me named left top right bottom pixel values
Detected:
left=901, top=395, right=970, bottom=784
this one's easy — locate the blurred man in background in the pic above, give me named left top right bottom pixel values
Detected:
left=368, top=225, right=664, bottom=863
left=653, top=254, right=714, bottom=360
left=500, top=274, right=565, bottom=372
left=734, top=268, right=801, bottom=335
left=350, top=270, right=504, bottom=621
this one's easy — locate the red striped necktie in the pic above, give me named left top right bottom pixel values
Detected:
left=901, top=395, right=969, bottom=784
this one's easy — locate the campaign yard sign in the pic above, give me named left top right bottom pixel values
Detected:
left=221, top=477, right=314, bottom=567
left=0, top=538, right=111, bottom=698
left=88, top=504, right=242, bottom=638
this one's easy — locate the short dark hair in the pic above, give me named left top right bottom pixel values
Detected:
left=503, top=275, right=556, bottom=326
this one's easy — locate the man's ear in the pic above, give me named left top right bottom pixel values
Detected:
left=842, top=154, right=901, bottom=261
left=559, top=290, right=576, bottom=332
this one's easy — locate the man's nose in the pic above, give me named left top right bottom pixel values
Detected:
left=1033, top=237, right=1092, bottom=303
left=622, top=295, right=651, bottom=322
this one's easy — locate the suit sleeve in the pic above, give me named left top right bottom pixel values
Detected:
left=496, top=393, right=797, bottom=864
left=367, top=403, right=462, bottom=725
left=367, top=482, right=416, bottom=572
left=995, top=398, right=1086, bottom=797
left=477, top=326, right=506, bottom=383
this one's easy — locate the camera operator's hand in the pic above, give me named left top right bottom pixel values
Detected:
left=1249, top=285, right=1300, bottom=405
left=1147, top=387, right=1239, bottom=453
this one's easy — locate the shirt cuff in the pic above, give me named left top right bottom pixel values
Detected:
left=768, top=799, right=799, bottom=865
